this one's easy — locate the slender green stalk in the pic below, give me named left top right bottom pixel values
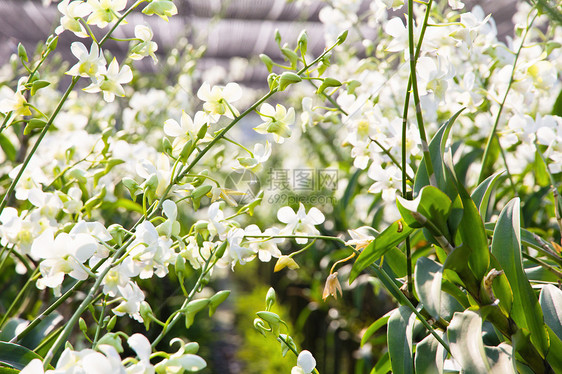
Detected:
left=478, top=12, right=537, bottom=183
left=0, top=76, right=79, bottom=215
left=369, top=261, right=451, bottom=354
left=0, top=270, right=39, bottom=328
left=92, top=296, right=108, bottom=346
left=0, top=112, right=13, bottom=134
left=42, top=243, right=128, bottom=368
left=372, top=138, right=413, bottom=182
left=407, top=0, right=436, bottom=187
left=401, top=0, right=433, bottom=299
left=150, top=254, right=213, bottom=348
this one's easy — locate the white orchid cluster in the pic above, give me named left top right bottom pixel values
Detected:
left=285, top=0, right=562, bottom=224
left=22, top=334, right=206, bottom=374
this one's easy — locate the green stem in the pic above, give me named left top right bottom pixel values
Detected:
left=150, top=254, right=214, bottom=348
left=478, top=12, right=537, bottom=183
left=0, top=76, right=79, bottom=215
left=371, top=138, right=413, bottom=182
left=0, top=270, right=39, bottom=328
left=407, top=0, right=436, bottom=187
left=42, top=244, right=128, bottom=368
left=369, top=260, right=451, bottom=354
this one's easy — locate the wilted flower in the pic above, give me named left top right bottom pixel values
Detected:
left=274, top=255, right=300, bottom=272
left=322, top=272, right=343, bottom=300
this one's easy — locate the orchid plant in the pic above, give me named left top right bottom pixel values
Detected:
left=0, top=0, right=561, bottom=373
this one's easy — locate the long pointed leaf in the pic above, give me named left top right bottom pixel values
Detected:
left=540, top=284, right=562, bottom=341
left=485, top=343, right=516, bottom=374
left=0, top=342, right=48, bottom=370
left=471, top=171, right=504, bottom=221
left=414, top=257, right=462, bottom=320
left=491, top=198, right=549, bottom=356
left=448, top=310, right=490, bottom=374
left=415, top=332, right=446, bottom=374
left=414, top=108, right=464, bottom=197
left=350, top=219, right=414, bottom=283
left=388, top=306, right=415, bottom=374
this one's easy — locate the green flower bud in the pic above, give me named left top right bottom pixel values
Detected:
left=297, top=30, right=308, bottom=56
left=179, top=139, right=194, bottom=162
left=254, top=318, right=268, bottom=337
left=79, top=317, right=88, bottom=336
left=193, top=220, right=209, bottom=232
left=185, top=299, right=210, bottom=329
left=214, top=241, right=228, bottom=260
left=265, top=287, right=276, bottom=311
left=209, top=290, right=231, bottom=316
left=256, top=311, right=281, bottom=336
left=336, top=30, right=348, bottom=45
left=175, top=255, right=187, bottom=276
left=196, top=123, right=208, bottom=140
left=162, top=137, right=173, bottom=155
left=260, top=54, right=274, bottom=73
left=30, top=80, right=50, bottom=96
left=46, top=35, right=58, bottom=53
left=140, top=301, right=154, bottom=331
left=96, top=332, right=123, bottom=353
left=274, top=29, right=282, bottom=47
left=143, top=174, right=159, bottom=193
left=106, top=316, right=117, bottom=332
left=347, top=80, right=361, bottom=95
left=108, top=224, right=126, bottom=246
left=122, top=177, right=141, bottom=197
left=278, top=72, right=302, bottom=91
left=142, top=0, right=178, bottom=21
left=183, top=342, right=200, bottom=354
left=18, top=43, right=28, bottom=63
left=192, top=184, right=212, bottom=200
left=267, top=73, right=279, bottom=91
left=24, top=119, right=47, bottom=135
left=316, top=77, right=342, bottom=94
left=281, top=48, right=299, bottom=69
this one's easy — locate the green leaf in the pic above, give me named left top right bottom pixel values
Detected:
left=546, top=326, right=562, bottom=373
left=361, top=311, right=392, bottom=347
left=19, top=313, right=62, bottom=350
left=414, top=108, right=464, bottom=197
left=540, top=284, right=562, bottom=341
left=447, top=310, right=491, bottom=374
left=388, top=306, right=415, bottom=374
left=383, top=246, right=407, bottom=278
left=0, top=133, right=16, bottom=161
left=456, top=174, right=490, bottom=281
left=484, top=343, right=515, bottom=373
left=491, top=198, right=549, bottom=356
left=397, top=186, right=452, bottom=236
left=0, top=342, right=49, bottom=370
left=414, top=257, right=462, bottom=320
left=552, top=87, right=562, bottom=116
left=0, top=367, right=19, bottom=374
left=372, top=351, right=391, bottom=374
left=350, top=219, right=414, bottom=283
left=415, top=333, right=446, bottom=374
left=471, top=171, right=504, bottom=221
